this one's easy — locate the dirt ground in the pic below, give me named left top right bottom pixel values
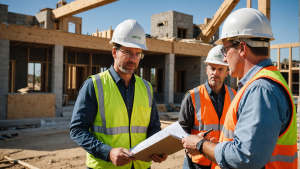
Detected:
left=0, top=120, right=185, bottom=169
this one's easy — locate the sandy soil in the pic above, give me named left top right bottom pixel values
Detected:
left=0, top=120, right=185, bottom=169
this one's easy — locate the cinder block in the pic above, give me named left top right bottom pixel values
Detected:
left=0, top=46, right=9, bottom=53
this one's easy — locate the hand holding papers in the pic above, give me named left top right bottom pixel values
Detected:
left=130, top=121, right=190, bottom=162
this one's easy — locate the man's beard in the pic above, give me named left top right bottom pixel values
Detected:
left=118, top=59, right=137, bottom=74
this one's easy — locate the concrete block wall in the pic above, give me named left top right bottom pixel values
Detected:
left=0, top=39, right=9, bottom=119
left=164, top=53, right=175, bottom=104
left=8, top=12, right=39, bottom=27
left=0, top=4, right=8, bottom=23
left=151, top=11, right=174, bottom=39
left=52, top=45, right=63, bottom=117
left=200, top=56, right=207, bottom=85
left=174, top=57, right=201, bottom=103
left=173, top=11, right=193, bottom=39
left=151, top=11, right=193, bottom=39
left=35, top=10, right=54, bottom=30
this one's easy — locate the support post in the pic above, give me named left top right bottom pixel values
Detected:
left=52, top=45, right=64, bottom=117
left=288, top=47, right=292, bottom=91
left=0, top=39, right=9, bottom=119
left=164, top=53, right=175, bottom=104
left=258, top=0, right=270, bottom=20
left=247, top=0, right=252, bottom=8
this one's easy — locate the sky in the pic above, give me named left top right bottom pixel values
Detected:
left=0, top=0, right=299, bottom=46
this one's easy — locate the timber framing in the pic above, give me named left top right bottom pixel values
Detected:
left=196, top=0, right=240, bottom=43
left=0, top=23, right=214, bottom=57
left=52, top=0, right=118, bottom=19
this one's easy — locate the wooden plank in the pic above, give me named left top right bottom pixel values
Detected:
left=4, top=156, right=39, bottom=169
left=196, top=0, right=240, bottom=42
left=277, top=48, right=280, bottom=71
left=0, top=24, right=113, bottom=51
left=67, top=16, right=82, bottom=24
left=7, top=94, right=55, bottom=119
left=258, top=0, right=270, bottom=21
left=65, top=51, right=68, bottom=95
left=5, top=131, right=68, bottom=142
left=270, top=43, right=299, bottom=49
left=247, top=0, right=252, bottom=8
left=146, top=38, right=172, bottom=54
left=173, top=42, right=213, bottom=56
left=52, top=0, right=118, bottom=19
left=288, top=47, right=292, bottom=91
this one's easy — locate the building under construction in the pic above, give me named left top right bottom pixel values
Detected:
left=0, top=0, right=298, bottom=122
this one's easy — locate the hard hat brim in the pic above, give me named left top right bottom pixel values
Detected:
left=110, top=40, right=148, bottom=50
left=215, top=34, right=275, bottom=46
left=204, top=60, right=228, bottom=66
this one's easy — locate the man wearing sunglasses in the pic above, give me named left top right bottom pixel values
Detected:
left=182, top=8, right=297, bottom=169
left=70, top=19, right=167, bottom=169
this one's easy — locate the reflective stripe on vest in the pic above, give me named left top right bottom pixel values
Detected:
left=92, top=73, right=152, bottom=135
left=192, top=85, right=235, bottom=131
left=219, top=66, right=298, bottom=169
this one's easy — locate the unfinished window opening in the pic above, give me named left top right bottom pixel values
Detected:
left=157, top=21, right=167, bottom=27
left=92, top=66, right=100, bottom=75
left=39, top=21, right=45, bottom=29
left=100, top=66, right=109, bottom=72
left=270, top=49, right=277, bottom=67
left=68, top=22, right=76, bottom=33
left=280, top=48, right=289, bottom=70
left=28, top=63, right=42, bottom=91
left=175, top=70, right=186, bottom=93
left=292, top=47, right=299, bottom=67
left=178, top=27, right=187, bottom=39
left=148, top=68, right=163, bottom=93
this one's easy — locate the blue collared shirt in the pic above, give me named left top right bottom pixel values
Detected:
left=214, top=59, right=292, bottom=169
left=70, top=65, right=161, bottom=163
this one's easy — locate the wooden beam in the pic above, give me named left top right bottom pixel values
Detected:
left=277, top=48, right=280, bottom=71
left=196, top=0, right=240, bottom=43
left=173, top=42, right=213, bottom=56
left=270, top=43, right=299, bottom=49
left=258, top=0, right=270, bottom=20
left=247, top=0, right=252, bottom=8
left=65, top=51, right=68, bottom=95
left=52, top=0, right=118, bottom=19
left=288, top=47, right=292, bottom=91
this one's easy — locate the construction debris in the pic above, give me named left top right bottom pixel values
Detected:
left=4, top=156, right=40, bottom=169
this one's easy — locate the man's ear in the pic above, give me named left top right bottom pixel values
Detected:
left=239, top=42, right=247, bottom=58
left=112, top=48, right=117, bottom=59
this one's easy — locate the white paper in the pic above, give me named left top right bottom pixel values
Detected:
left=130, top=121, right=189, bottom=154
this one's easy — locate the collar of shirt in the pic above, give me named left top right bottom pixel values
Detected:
left=204, top=80, right=226, bottom=95
left=238, top=59, right=273, bottom=90
left=108, top=65, right=136, bottom=85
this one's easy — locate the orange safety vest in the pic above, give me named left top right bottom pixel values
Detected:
left=219, top=66, right=298, bottom=169
left=190, top=84, right=236, bottom=168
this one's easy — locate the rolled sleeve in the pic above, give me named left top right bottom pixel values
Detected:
left=215, top=79, right=289, bottom=169
left=70, top=78, right=113, bottom=162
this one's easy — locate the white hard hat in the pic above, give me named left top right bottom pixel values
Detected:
left=204, top=45, right=228, bottom=66
left=110, top=19, right=148, bottom=50
left=215, top=8, right=275, bottom=46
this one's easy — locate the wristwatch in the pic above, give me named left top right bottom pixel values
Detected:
left=196, top=139, right=207, bottom=154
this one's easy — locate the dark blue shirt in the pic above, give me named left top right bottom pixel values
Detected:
left=178, top=81, right=226, bottom=134
left=70, top=65, right=161, bottom=163
left=204, top=80, right=226, bottom=120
